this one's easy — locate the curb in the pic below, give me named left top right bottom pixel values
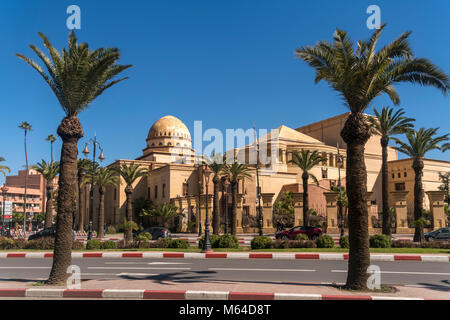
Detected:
left=0, top=252, right=448, bottom=262
left=0, top=288, right=431, bottom=300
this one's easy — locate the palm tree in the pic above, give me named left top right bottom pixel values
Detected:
left=295, top=25, right=449, bottom=290
left=18, top=121, right=32, bottom=232
left=289, top=150, right=327, bottom=226
left=76, top=159, right=93, bottom=231
left=94, top=167, right=119, bottom=238
left=145, top=203, right=180, bottom=228
left=205, top=153, right=226, bottom=235
left=368, top=107, right=415, bottom=235
left=45, top=134, right=57, bottom=162
left=17, top=31, right=131, bottom=284
left=393, top=128, right=448, bottom=242
left=114, top=163, right=148, bottom=243
left=31, top=160, right=59, bottom=228
left=0, top=157, right=11, bottom=177
left=442, top=143, right=450, bottom=152
left=221, top=162, right=252, bottom=235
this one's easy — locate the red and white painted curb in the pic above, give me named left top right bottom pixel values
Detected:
left=0, top=252, right=448, bottom=262
left=0, top=288, right=432, bottom=300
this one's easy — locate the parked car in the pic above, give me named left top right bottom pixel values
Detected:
left=28, top=226, right=76, bottom=241
left=275, top=226, right=322, bottom=240
left=134, top=227, right=171, bottom=240
left=425, top=228, right=450, bottom=242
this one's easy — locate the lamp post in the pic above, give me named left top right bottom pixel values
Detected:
left=202, top=164, right=213, bottom=253
left=1, top=185, right=8, bottom=237
left=336, top=143, right=344, bottom=237
left=223, top=178, right=230, bottom=234
left=82, top=134, right=105, bottom=240
left=195, top=163, right=203, bottom=236
left=253, top=125, right=263, bottom=236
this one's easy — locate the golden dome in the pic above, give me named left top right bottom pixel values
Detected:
left=147, top=115, right=191, bottom=140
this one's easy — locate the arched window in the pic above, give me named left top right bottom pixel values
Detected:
left=151, top=143, right=155, bottom=147
left=167, top=142, right=172, bottom=146
left=159, top=142, right=163, bottom=146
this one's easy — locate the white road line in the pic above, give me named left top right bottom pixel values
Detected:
left=208, top=268, right=316, bottom=272
left=103, top=262, right=190, bottom=265
left=88, top=267, right=191, bottom=270
left=331, top=270, right=450, bottom=276
left=0, top=267, right=51, bottom=269
left=116, top=273, right=158, bottom=276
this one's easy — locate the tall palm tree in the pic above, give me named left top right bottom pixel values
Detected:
left=205, top=153, right=225, bottom=235
left=295, top=25, right=449, bottom=290
left=368, top=107, right=415, bottom=235
left=393, top=128, right=448, bottom=242
left=76, top=159, right=94, bottom=231
left=94, top=167, right=119, bottom=238
left=221, top=162, right=252, bottom=235
left=289, top=150, right=327, bottom=226
left=18, top=121, right=32, bottom=232
left=114, top=163, right=148, bottom=243
left=17, top=31, right=131, bottom=284
left=0, top=157, right=11, bottom=177
left=145, top=203, right=180, bottom=228
left=45, top=134, right=57, bottom=162
left=31, top=160, right=59, bottom=228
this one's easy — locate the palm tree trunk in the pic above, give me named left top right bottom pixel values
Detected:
left=125, top=187, right=133, bottom=243
left=44, top=185, right=53, bottom=228
left=302, top=172, right=309, bottom=226
left=47, top=116, right=83, bottom=285
left=212, top=176, right=220, bottom=235
left=381, top=138, right=391, bottom=235
left=231, top=182, right=237, bottom=236
left=341, top=112, right=371, bottom=290
left=98, top=188, right=105, bottom=238
left=23, top=131, right=28, bottom=233
left=412, top=158, right=425, bottom=242
left=50, top=142, right=54, bottom=163
left=77, top=176, right=84, bottom=232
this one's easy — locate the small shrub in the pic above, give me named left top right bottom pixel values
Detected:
left=0, top=238, right=16, bottom=250
left=295, top=234, right=309, bottom=241
left=101, top=241, right=118, bottom=249
left=13, top=238, right=28, bottom=249
left=106, top=226, right=116, bottom=234
left=316, top=235, right=334, bottom=248
left=155, top=238, right=170, bottom=248
left=369, top=234, right=391, bottom=248
left=117, top=240, right=138, bottom=249
left=339, top=236, right=349, bottom=248
left=299, top=240, right=317, bottom=248
left=271, top=239, right=289, bottom=249
left=25, top=237, right=55, bottom=250
left=72, top=240, right=84, bottom=250
left=198, top=234, right=219, bottom=249
left=135, top=233, right=151, bottom=243
left=86, top=239, right=102, bottom=250
left=218, top=234, right=239, bottom=248
left=168, top=239, right=189, bottom=249
left=251, top=236, right=272, bottom=249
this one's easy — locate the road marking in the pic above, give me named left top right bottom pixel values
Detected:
left=0, top=267, right=50, bottom=269
left=103, top=262, right=191, bottom=265
left=331, top=270, right=450, bottom=276
left=208, top=268, right=316, bottom=272
left=116, top=273, right=158, bottom=276
left=88, top=267, right=191, bottom=270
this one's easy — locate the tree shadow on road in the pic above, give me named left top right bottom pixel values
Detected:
left=414, top=280, right=450, bottom=292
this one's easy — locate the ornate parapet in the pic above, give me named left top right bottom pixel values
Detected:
left=426, top=191, right=446, bottom=229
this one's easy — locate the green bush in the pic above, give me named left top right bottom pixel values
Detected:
left=218, top=234, right=239, bottom=248
left=271, top=239, right=289, bottom=249
left=198, top=234, right=219, bottom=249
left=86, top=239, right=102, bottom=250
left=155, top=238, right=170, bottom=248
left=339, top=236, right=349, bottom=248
left=251, top=236, right=272, bottom=249
left=0, top=237, right=16, bottom=249
left=316, top=235, right=335, bottom=248
left=295, top=233, right=309, bottom=241
left=369, top=234, right=391, bottom=248
left=135, top=233, right=151, bottom=242
left=168, top=239, right=189, bottom=249
left=72, top=240, right=84, bottom=250
left=105, top=226, right=116, bottom=234
left=13, top=238, right=28, bottom=249
left=101, top=241, right=118, bottom=249
left=25, top=237, right=55, bottom=250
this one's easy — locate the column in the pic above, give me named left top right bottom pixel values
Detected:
left=391, top=191, right=409, bottom=234
left=179, top=197, right=189, bottom=232
left=235, top=194, right=244, bottom=234
left=426, top=191, right=446, bottom=229
left=324, top=192, right=339, bottom=234
left=261, top=193, right=275, bottom=233
left=187, top=196, right=198, bottom=233
left=367, top=192, right=374, bottom=234
left=292, top=192, right=303, bottom=226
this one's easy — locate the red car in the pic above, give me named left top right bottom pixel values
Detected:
left=275, top=226, right=322, bottom=240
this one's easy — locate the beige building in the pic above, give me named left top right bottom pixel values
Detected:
left=87, top=113, right=448, bottom=233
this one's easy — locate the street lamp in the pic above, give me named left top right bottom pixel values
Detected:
left=202, top=164, right=213, bottom=253
left=223, top=178, right=230, bottom=234
left=253, top=125, right=263, bottom=236
left=82, top=134, right=105, bottom=240
left=1, top=185, right=8, bottom=237
left=336, top=143, right=344, bottom=237
left=195, top=163, right=203, bottom=236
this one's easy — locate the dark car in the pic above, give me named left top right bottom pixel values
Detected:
left=425, top=228, right=450, bottom=242
left=275, top=226, right=322, bottom=240
left=28, top=226, right=76, bottom=241
left=134, top=227, right=171, bottom=240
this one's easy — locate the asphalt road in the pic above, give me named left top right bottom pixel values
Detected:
left=0, top=258, right=449, bottom=288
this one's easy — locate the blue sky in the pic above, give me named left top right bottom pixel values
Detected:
left=0, top=0, right=449, bottom=182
